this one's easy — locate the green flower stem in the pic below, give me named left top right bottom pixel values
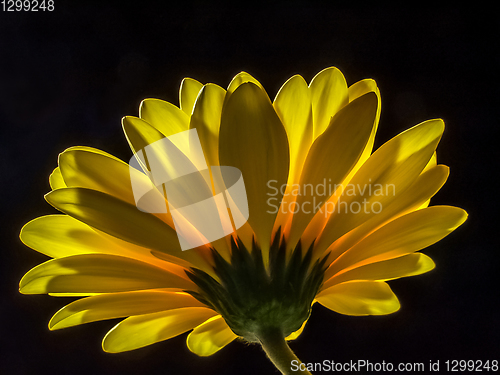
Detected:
left=258, top=327, right=312, bottom=375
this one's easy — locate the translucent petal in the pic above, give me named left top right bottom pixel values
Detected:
left=320, top=165, right=450, bottom=263
left=287, top=92, right=377, bottom=248
left=49, top=290, right=205, bottom=330
left=272, top=75, right=313, bottom=233
left=309, top=67, right=349, bottom=138
left=189, top=83, right=226, bottom=168
left=187, top=315, right=237, bottom=356
left=58, top=147, right=173, bottom=225
left=102, top=307, right=217, bottom=353
left=43, top=188, right=204, bottom=267
left=423, top=151, right=437, bottom=172
left=273, top=74, right=313, bottom=184
left=226, top=71, right=264, bottom=98
left=19, top=215, right=192, bottom=271
left=139, top=98, right=190, bottom=137
left=285, top=318, right=308, bottom=341
left=219, top=82, right=289, bottom=258
left=180, top=77, right=204, bottom=115
left=324, top=205, right=467, bottom=280
left=345, top=79, right=381, bottom=176
left=315, top=119, right=445, bottom=254
left=316, top=281, right=400, bottom=316
left=122, top=115, right=166, bottom=156
left=20, top=214, right=112, bottom=259
left=348, top=78, right=379, bottom=103
left=49, top=167, right=66, bottom=190
left=323, top=253, right=435, bottom=289
left=19, top=254, right=194, bottom=294
left=59, top=148, right=136, bottom=204
left=61, top=145, right=123, bottom=161
left=122, top=115, right=213, bottom=189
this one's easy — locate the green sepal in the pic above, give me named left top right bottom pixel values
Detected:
left=185, top=229, right=328, bottom=342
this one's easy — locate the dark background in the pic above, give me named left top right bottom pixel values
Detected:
left=1, top=4, right=498, bottom=374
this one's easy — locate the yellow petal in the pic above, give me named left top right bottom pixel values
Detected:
left=309, top=67, right=349, bottom=139
left=49, top=290, right=205, bottom=330
left=187, top=315, right=237, bottom=356
left=19, top=254, right=194, bottom=295
left=323, top=253, right=435, bottom=289
left=122, top=115, right=212, bottom=189
left=19, top=215, right=193, bottom=272
left=345, top=79, right=381, bottom=175
left=316, top=280, right=400, bottom=316
left=102, top=307, right=217, bottom=353
left=226, top=71, right=264, bottom=98
left=189, top=83, right=226, bottom=167
left=122, top=115, right=233, bottom=261
left=139, top=98, right=190, bottom=137
left=222, top=71, right=266, bottom=115
left=287, top=92, right=378, bottom=248
left=49, top=167, right=66, bottom=190
left=43, top=187, right=205, bottom=267
left=20, top=214, right=109, bottom=259
left=423, top=151, right=437, bottom=172
left=273, top=75, right=313, bottom=183
left=348, top=78, right=379, bottom=102
left=272, top=75, right=313, bottom=233
left=315, top=119, right=445, bottom=254
left=219, top=82, right=289, bottom=256
left=59, top=148, right=135, bottom=204
left=322, top=164, right=450, bottom=263
left=61, top=145, right=124, bottom=161
left=324, top=205, right=467, bottom=280
left=285, top=318, right=308, bottom=341
left=122, top=115, right=166, bottom=156
left=180, top=77, right=204, bottom=115
left=58, top=146, right=174, bottom=225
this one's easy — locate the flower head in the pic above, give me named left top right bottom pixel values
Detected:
left=19, top=67, right=467, bottom=372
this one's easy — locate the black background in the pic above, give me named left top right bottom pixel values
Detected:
left=1, top=4, right=498, bottom=375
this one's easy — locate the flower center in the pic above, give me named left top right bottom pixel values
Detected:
left=185, top=229, right=328, bottom=343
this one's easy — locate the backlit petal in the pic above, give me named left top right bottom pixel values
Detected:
left=139, top=98, right=190, bottom=137
left=122, top=115, right=166, bottom=156
left=345, top=79, right=381, bottom=175
left=273, top=74, right=313, bottom=184
left=272, top=75, right=313, bottom=233
left=321, top=164, right=450, bottom=263
left=187, top=315, right=237, bottom=356
left=287, top=92, right=377, bottom=248
left=226, top=71, right=264, bottom=98
left=315, top=119, right=445, bottom=254
left=219, top=82, right=289, bottom=257
left=180, top=77, right=204, bottom=115
left=19, top=214, right=192, bottom=271
left=309, top=67, right=348, bottom=139
left=189, top=83, right=226, bottom=167
left=102, top=307, right=217, bottom=353
left=19, top=254, right=194, bottom=294
left=43, top=188, right=205, bottom=267
left=323, top=253, right=435, bottom=289
left=59, top=147, right=135, bottom=204
left=316, top=281, right=400, bottom=316
left=324, top=205, right=467, bottom=280
left=49, top=290, right=205, bottom=330
left=20, top=214, right=112, bottom=258
left=49, top=167, right=66, bottom=190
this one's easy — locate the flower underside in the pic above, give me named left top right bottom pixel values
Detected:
left=186, top=228, right=328, bottom=342
left=17, top=67, right=468, bottom=375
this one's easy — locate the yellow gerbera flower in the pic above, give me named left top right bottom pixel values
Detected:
left=19, top=67, right=467, bottom=375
